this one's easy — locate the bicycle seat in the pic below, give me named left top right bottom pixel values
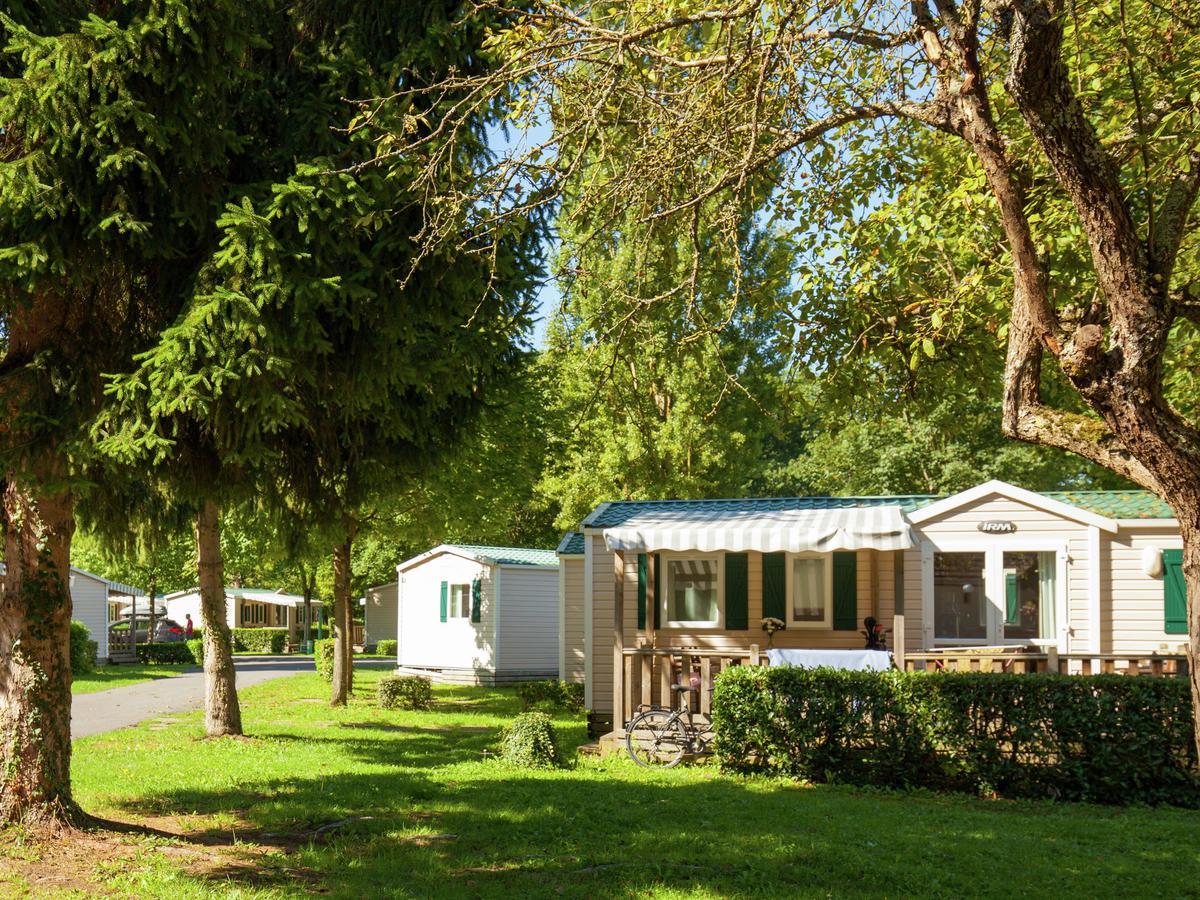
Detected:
left=670, top=683, right=696, bottom=693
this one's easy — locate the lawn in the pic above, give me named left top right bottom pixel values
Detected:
left=13, top=671, right=1198, bottom=897
left=72, top=663, right=197, bottom=694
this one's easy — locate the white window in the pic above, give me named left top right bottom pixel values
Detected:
left=790, top=554, right=831, bottom=626
left=449, top=583, right=471, bottom=619
left=663, top=555, right=722, bottom=627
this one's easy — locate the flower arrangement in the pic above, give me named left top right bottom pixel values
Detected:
left=760, top=617, right=785, bottom=648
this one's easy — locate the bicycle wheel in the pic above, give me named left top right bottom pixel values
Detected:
left=626, top=709, right=689, bottom=768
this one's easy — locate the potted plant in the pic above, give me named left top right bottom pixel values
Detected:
left=760, top=617, right=785, bottom=649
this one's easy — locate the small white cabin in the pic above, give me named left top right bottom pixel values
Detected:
left=395, top=544, right=560, bottom=685
left=70, top=566, right=141, bottom=663
left=164, top=586, right=316, bottom=645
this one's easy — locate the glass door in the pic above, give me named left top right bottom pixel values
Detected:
left=933, top=551, right=988, bottom=642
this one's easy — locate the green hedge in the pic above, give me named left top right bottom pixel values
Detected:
left=186, top=638, right=204, bottom=664
left=376, top=639, right=397, bottom=658
left=498, top=712, right=561, bottom=768
left=231, top=627, right=287, bottom=653
left=136, top=642, right=197, bottom=665
left=711, top=666, right=1200, bottom=807
left=515, top=679, right=585, bottom=712
left=69, top=621, right=96, bottom=674
left=315, top=639, right=334, bottom=682
left=378, top=675, right=432, bottom=710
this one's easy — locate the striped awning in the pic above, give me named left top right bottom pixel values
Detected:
left=601, top=505, right=915, bottom=553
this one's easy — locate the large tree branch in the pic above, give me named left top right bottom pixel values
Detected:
left=1003, top=2, right=1157, bottom=338
left=1151, top=149, right=1200, bottom=283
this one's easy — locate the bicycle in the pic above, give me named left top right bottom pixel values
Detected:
left=625, top=674, right=710, bottom=768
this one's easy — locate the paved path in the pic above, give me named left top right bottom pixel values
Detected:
left=72, top=655, right=389, bottom=740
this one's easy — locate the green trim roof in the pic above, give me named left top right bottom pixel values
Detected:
left=447, top=544, right=559, bottom=567
left=1042, top=490, right=1174, bottom=519
left=582, top=489, right=1174, bottom=529
left=557, top=532, right=585, bottom=555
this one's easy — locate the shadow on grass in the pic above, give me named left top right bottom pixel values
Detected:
left=107, top=759, right=1200, bottom=899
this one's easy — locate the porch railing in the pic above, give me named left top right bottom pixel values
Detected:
left=903, top=648, right=1189, bottom=676
left=618, top=646, right=763, bottom=734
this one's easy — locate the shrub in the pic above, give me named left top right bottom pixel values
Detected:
left=376, top=639, right=397, bottom=658
left=69, top=621, right=96, bottom=674
left=515, top=679, right=585, bottom=712
left=378, top=675, right=432, bottom=710
left=230, top=627, right=287, bottom=653
left=136, top=642, right=196, bottom=665
left=186, top=638, right=204, bottom=664
left=498, top=712, right=560, bottom=768
left=315, top=639, right=334, bottom=682
left=711, top=666, right=1200, bottom=807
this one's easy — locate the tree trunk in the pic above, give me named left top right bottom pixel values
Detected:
left=0, top=476, right=80, bottom=826
left=1177, top=514, right=1200, bottom=762
left=330, top=537, right=354, bottom=706
left=301, top=563, right=312, bottom=647
left=147, top=573, right=157, bottom=645
left=195, top=498, right=242, bottom=736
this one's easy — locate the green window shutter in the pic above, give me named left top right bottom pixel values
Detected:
left=470, top=578, right=482, bottom=623
left=762, top=552, right=787, bottom=623
left=637, top=553, right=647, bottom=629
left=1005, top=572, right=1019, bottom=625
left=832, top=552, right=858, bottom=631
left=439, top=580, right=448, bottom=623
left=1164, top=549, right=1187, bottom=635
left=725, top=553, right=749, bottom=630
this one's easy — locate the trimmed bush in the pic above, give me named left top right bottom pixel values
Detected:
left=136, top=642, right=196, bottom=665
left=498, top=712, right=560, bottom=768
left=315, top=639, right=334, bottom=682
left=515, top=679, right=585, bottom=712
left=378, top=675, right=432, bottom=710
left=712, top=666, right=1200, bottom=807
left=186, top=638, right=204, bottom=664
left=231, top=627, right=287, bottom=653
left=376, top=639, right=397, bottom=658
left=69, top=621, right=96, bottom=674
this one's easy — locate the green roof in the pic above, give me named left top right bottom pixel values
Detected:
left=447, top=544, right=559, bottom=567
left=581, top=489, right=1174, bottom=529
left=557, top=532, right=585, bottom=555
left=1042, top=490, right=1174, bottom=519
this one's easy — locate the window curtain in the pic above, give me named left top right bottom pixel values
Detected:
left=1038, top=551, right=1056, bottom=640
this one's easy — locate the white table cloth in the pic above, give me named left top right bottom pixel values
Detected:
left=764, top=648, right=892, bottom=671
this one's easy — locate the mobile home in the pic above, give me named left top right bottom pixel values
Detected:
left=559, top=480, right=1188, bottom=735
left=395, top=544, right=559, bottom=685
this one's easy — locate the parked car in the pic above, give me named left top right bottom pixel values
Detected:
left=108, top=615, right=186, bottom=643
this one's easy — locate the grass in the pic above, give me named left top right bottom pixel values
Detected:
left=28, top=671, right=1200, bottom=896
left=72, top=663, right=197, bottom=694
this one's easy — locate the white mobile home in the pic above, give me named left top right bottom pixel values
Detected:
left=559, top=480, right=1190, bottom=734
left=70, top=567, right=142, bottom=663
left=164, top=587, right=316, bottom=645
left=395, top=544, right=559, bottom=685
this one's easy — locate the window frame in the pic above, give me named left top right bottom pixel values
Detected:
left=921, top=538, right=1067, bottom=648
left=786, top=552, right=833, bottom=628
left=448, top=583, right=471, bottom=620
left=659, top=552, right=724, bottom=629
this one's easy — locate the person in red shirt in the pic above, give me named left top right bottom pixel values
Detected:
left=185, top=613, right=194, bottom=639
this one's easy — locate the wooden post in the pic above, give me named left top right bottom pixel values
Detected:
left=892, top=614, right=905, bottom=670
left=1046, top=644, right=1059, bottom=674
left=749, top=642, right=760, bottom=667
left=660, top=651, right=672, bottom=708
left=612, top=550, right=625, bottom=734
left=700, top=656, right=711, bottom=715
